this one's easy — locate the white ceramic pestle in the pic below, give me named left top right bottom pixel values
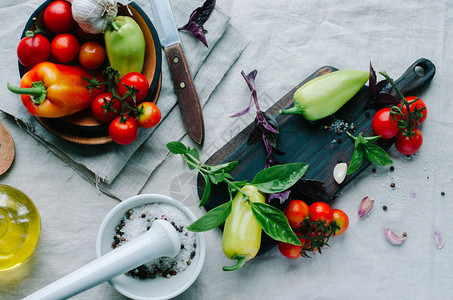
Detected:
left=24, top=220, right=181, bottom=300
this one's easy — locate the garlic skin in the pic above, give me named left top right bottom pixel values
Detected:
left=357, top=196, right=374, bottom=219
left=382, top=226, right=407, bottom=245
left=433, top=231, right=445, bottom=249
left=71, top=0, right=119, bottom=34
left=333, top=162, right=347, bottom=184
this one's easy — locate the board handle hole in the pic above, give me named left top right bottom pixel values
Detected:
left=415, top=64, right=426, bottom=77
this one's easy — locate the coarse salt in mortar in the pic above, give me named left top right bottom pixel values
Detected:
left=112, top=203, right=197, bottom=279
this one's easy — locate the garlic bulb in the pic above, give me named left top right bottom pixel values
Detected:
left=71, top=0, right=119, bottom=34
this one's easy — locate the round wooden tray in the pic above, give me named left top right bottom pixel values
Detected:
left=18, top=1, right=162, bottom=145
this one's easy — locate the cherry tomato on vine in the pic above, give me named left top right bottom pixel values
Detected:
left=118, top=72, right=149, bottom=105
left=51, top=33, right=80, bottom=63
left=43, top=0, right=74, bottom=34
left=284, top=199, right=309, bottom=228
left=331, top=209, right=349, bottom=236
left=398, top=96, right=427, bottom=126
left=78, top=41, right=106, bottom=70
left=17, top=33, right=50, bottom=69
left=395, top=128, right=423, bottom=155
left=278, top=238, right=308, bottom=259
left=372, top=107, right=399, bottom=139
left=136, top=102, right=161, bottom=128
left=309, top=202, right=333, bottom=224
left=91, top=92, right=122, bottom=123
left=109, top=116, right=139, bottom=145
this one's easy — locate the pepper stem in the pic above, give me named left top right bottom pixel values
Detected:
left=279, top=106, right=300, bottom=115
left=7, top=82, right=47, bottom=105
left=222, top=255, right=247, bottom=271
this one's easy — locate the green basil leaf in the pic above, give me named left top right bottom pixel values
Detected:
left=347, top=145, right=364, bottom=175
left=166, top=141, right=188, bottom=154
left=183, top=147, right=200, bottom=170
left=187, top=201, right=232, bottom=232
left=250, top=202, right=301, bottom=245
left=199, top=174, right=211, bottom=207
left=364, top=135, right=381, bottom=143
left=188, top=147, right=200, bottom=161
left=250, top=162, right=309, bottom=194
left=357, top=133, right=368, bottom=145
left=209, top=161, right=239, bottom=174
left=363, top=144, right=393, bottom=166
left=208, top=172, right=226, bottom=184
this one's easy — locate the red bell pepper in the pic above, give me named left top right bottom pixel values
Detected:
left=7, top=62, right=103, bottom=118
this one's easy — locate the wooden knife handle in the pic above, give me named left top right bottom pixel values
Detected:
left=164, top=43, right=205, bottom=145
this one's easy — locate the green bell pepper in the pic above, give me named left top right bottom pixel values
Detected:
left=222, top=185, right=265, bottom=271
left=104, top=16, right=145, bottom=78
left=280, top=70, right=369, bottom=121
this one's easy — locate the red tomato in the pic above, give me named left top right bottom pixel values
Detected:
left=309, top=202, right=333, bottom=224
left=51, top=33, right=80, bottom=63
left=136, top=102, right=161, bottom=128
left=118, top=72, right=149, bottom=105
left=332, top=209, right=349, bottom=236
left=43, top=1, right=74, bottom=34
left=91, top=92, right=122, bottom=122
left=372, top=107, right=399, bottom=139
left=284, top=199, right=309, bottom=228
left=78, top=41, right=106, bottom=70
left=109, top=116, right=139, bottom=145
left=398, top=96, right=427, bottom=126
left=278, top=238, right=307, bottom=259
left=17, top=34, right=50, bottom=69
left=395, top=128, right=423, bottom=155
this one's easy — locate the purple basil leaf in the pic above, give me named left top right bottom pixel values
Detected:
left=290, top=179, right=337, bottom=205
left=377, top=79, right=390, bottom=93
left=271, top=146, right=286, bottom=156
left=262, top=112, right=279, bottom=145
left=257, top=111, right=278, bottom=134
left=230, top=97, right=253, bottom=117
left=375, top=93, right=399, bottom=105
left=369, top=62, right=377, bottom=97
left=243, top=70, right=258, bottom=92
left=247, top=120, right=262, bottom=146
left=231, top=70, right=259, bottom=118
left=269, top=190, right=291, bottom=205
left=189, top=0, right=216, bottom=27
left=179, top=21, right=208, bottom=47
left=178, top=0, right=215, bottom=47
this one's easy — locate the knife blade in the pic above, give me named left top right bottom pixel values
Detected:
left=149, top=0, right=205, bottom=145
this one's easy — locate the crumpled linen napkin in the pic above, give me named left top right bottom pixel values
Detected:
left=0, top=0, right=248, bottom=200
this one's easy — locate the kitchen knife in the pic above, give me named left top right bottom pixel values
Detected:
left=149, top=0, right=205, bottom=145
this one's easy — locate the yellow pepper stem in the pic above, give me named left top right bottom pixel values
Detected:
left=222, top=255, right=247, bottom=271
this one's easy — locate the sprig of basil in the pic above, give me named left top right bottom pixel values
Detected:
left=346, top=132, right=392, bottom=175
left=250, top=202, right=301, bottom=245
left=250, top=162, right=309, bottom=194
left=166, top=141, right=188, bottom=154
left=186, top=201, right=232, bottom=232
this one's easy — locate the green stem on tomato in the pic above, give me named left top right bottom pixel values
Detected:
left=379, top=71, right=417, bottom=137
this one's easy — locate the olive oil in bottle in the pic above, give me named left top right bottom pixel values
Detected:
left=0, top=185, right=40, bottom=271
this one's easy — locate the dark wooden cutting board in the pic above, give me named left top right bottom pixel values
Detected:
left=197, top=58, right=435, bottom=253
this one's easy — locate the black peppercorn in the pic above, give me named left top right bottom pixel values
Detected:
left=390, top=183, right=395, bottom=188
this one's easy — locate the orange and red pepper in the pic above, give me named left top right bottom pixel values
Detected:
left=7, top=62, right=103, bottom=118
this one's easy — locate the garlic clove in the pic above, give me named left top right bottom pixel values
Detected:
left=433, top=231, right=445, bottom=249
left=358, top=196, right=374, bottom=219
left=333, top=162, right=348, bottom=184
left=382, top=226, right=407, bottom=245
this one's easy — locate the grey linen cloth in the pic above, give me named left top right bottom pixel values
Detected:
left=0, top=0, right=248, bottom=200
